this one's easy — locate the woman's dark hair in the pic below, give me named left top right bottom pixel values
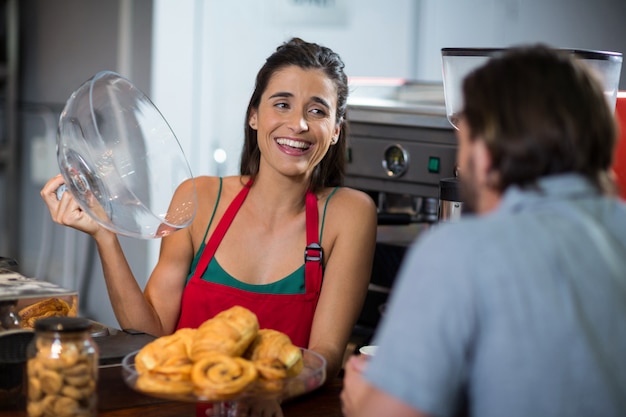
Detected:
left=462, top=44, right=617, bottom=193
left=239, top=37, right=349, bottom=193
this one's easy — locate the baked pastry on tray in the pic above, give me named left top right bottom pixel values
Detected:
left=132, top=305, right=304, bottom=400
left=18, top=298, right=73, bottom=329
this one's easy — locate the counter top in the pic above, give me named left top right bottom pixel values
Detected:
left=1, top=364, right=344, bottom=417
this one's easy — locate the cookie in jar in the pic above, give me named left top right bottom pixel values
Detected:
left=26, top=317, right=99, bottom=417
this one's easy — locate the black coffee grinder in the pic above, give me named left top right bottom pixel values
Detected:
left=438, top=177, right=464, bottom=222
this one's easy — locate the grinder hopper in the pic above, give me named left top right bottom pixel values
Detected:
left=441, top=47, right=623, bottom=130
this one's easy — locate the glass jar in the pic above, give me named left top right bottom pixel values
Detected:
left=26, top=317, right=98, bottom=417
left=0, top=300, right=21, bottom=330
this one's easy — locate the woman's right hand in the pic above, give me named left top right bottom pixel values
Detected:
left=40, top=174, right=103, bottom=237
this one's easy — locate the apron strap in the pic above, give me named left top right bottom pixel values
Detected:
left=191, top=180, right=322, bottom=296
left=304, top=190, right=323, bottom=295
left=191, top=178, right=253, bottom=281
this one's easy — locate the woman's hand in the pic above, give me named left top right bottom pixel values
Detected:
left=40, top=174, right=102, bottom=237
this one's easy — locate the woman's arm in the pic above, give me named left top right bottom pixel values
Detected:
left=308, top=188, right=377, bottom=379
left=40, top=175, right=197, bottom=336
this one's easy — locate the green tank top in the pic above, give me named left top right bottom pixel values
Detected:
left=186, top=178, right=338, bottom=295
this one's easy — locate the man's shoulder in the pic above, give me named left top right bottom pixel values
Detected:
left=419, top=213, right=511, bottom=246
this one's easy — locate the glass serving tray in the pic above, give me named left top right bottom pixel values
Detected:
left=121, top=348, right=326, bottom=403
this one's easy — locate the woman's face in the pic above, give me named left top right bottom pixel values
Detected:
left=248, top=65, right=340, bottom=180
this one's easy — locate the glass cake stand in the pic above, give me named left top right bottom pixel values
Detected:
left=122, top=348, right=326, bottom=416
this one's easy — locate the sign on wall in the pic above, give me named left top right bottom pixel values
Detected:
left=270, top=0, right=349, bottom=27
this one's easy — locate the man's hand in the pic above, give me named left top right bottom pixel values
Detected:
left=341, top=354, right=370, bottom=416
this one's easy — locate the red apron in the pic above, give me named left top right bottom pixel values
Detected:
left=176, top=180, right=323, bottom=348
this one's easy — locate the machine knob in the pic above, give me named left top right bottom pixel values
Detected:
left=382, top=144, right=409, bottom=177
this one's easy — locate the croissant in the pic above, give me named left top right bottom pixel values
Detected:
left=135, top=328, right=194, bottom=374
left=190, top=305, right=259, bottom=361
left=245, top=329, right=304, bottom=378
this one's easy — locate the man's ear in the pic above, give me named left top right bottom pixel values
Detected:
left=474, top=140, right=500, bottom=188
left=472, top=140, right=492, bottom=181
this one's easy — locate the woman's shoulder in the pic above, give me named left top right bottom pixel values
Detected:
left=191, top=175, right=247, bottom=193
left=319, top=187, right=377, bottom=248
left=324, top=186, right=375, bottom=205
left=321, top=186, right=377, bottom=218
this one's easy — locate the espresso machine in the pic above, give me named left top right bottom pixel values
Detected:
left=344, top=80, right=459, bottom=342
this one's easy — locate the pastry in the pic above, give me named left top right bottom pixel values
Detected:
left=191, top=353, right=258, bottom=400
left=191, top=305, right=259, bottom=360
left=252, top=357, right=290, bottom=392
left=18, top=298, right=71, bottom=329
left=133, top=328, right=196, bottom=395
left=136, top=372, right=194, bottom=396
left=135, top=328, right=195, bottom=374
left=245, top=329, right=303, bottom=377
left=133, top=306, right=305, bottom=399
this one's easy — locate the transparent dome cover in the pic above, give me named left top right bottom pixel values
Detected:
left=57, top=71, right=197, bottom=239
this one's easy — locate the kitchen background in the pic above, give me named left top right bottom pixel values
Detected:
left=1, top=0, right=625, bottom=328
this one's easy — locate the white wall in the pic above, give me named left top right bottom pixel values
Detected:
left=413, top=0, right=626, bottom=84
left=152, top=0, right=626, bottom=181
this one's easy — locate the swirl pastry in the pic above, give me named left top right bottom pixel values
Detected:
left=252, top=357, right=290, bottom=392
left=191, top=353, right=258, bottom=400
left=245, top=329, right=303, bottom=378
left=191, top=305, right=259, bottom=360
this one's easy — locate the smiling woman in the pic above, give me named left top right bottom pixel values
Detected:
left=41, top=37, right=377, bottom=417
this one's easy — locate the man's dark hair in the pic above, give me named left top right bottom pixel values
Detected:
left=462, top=45, right=618, bottom=193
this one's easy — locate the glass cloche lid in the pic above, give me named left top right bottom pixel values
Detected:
left=57, top=71, right=197, bottom=239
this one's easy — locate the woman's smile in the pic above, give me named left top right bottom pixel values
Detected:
left=275, top=137, right=313, bottom=154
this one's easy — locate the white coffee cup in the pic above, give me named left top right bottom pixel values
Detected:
left=359, top=345, right=378, bottom=358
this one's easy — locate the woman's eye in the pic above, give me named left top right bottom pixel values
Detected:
left=310, top=108, right=327, bottom=117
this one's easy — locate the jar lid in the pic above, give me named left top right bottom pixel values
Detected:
left=34, top=317, right=91, bottom=333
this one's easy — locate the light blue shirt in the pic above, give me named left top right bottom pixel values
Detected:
left=366, top=174, right=626, bottom=417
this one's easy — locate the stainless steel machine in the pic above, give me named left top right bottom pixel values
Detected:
left=345, top=80, right=458, bottom=342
